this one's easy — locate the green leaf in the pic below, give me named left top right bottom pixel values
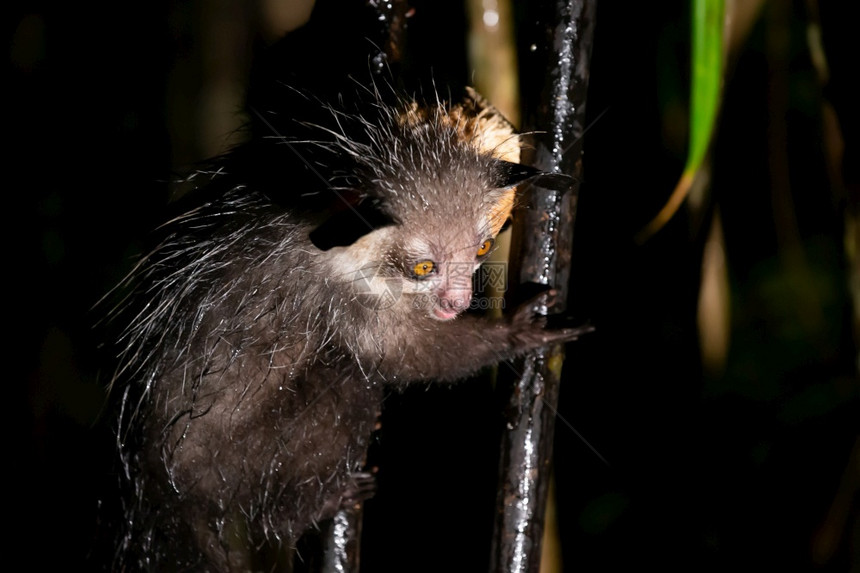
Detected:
left=686, top=0, right=725, bottom=175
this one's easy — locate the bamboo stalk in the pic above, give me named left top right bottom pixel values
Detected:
left=489, top=1, right=596, bottom=572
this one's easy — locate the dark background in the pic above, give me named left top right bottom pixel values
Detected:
left=11, top=0, right=858, bottom=571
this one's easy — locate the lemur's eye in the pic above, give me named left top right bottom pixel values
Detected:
left=477, top=238, right=494, bottom=258
left=412, top=260, right=436, bottom=278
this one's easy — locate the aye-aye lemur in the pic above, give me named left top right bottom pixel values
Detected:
left=102, top=70, right=587, bottom=570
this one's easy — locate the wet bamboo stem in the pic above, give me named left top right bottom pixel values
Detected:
left=490, top=1, right=595, bottom=572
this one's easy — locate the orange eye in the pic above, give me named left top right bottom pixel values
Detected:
left=477, top=238, right=494, bottom=258
left=412, top=260, right=436, bottom=278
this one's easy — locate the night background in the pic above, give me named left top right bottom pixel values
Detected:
left=11, top=0, right=858, bottom=571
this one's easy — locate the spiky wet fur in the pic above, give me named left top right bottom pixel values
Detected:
left=104, top=89, right=574, bottom=571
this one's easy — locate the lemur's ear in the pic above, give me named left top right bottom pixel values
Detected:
left=309, top=197, right=394, bottom=251
left=444, top=87, right=522, bottom=163
left=485, top=161, right=575, bottom=237
left=492, top=159, right=573, bottom=191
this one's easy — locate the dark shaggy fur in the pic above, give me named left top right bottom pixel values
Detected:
left=101, top=87, right=585, bottom=571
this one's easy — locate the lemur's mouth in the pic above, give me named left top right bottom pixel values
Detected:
left=432, top=306, right=461, bottom=321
